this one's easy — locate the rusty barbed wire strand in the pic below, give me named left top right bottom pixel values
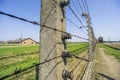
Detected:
left=72, top=54, right=89, bottom=62
left=81, top=0, right=87, bottom=13
left=66, top=17, right=88, bottom=36
left=63, top=0, right=86, bottom=27
left=84, top=0, right=90, bottom=16
left=0, top=11, right=89, bottom=41
left=0, top=55, right=61, bottom=79
left=0, top=48, right=89, bottom=79
left=71, top=0, right=81, bottom=16
left=67, top=6, right=88, bottom=32
left=70, top=52, right=88, bottom=73
left=77, top=0, right=84, bottom=12
left=0, top=11, right=39, bottom=25
left=53, top=0, right=88, bottom=36
left=0, top=0, right=96, bottom=79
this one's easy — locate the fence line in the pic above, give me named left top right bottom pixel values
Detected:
left=0, top=47, right=89, bottom=79
left=0, top=0, right=96, bottom=80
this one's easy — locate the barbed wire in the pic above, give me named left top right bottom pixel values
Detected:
left=77, top=0, right=84, bottom=12
left=0, top=55, right=61, bottom=79
left=67, top=0, right=88, bottom=36
left=66, top=17, right=88, bottom=36
left=0, top=43, right=89, bottom=79
left=0, top=11, right=88, bottom=41
left=0, top=11, right=39, bottom=25
left=71, top=0, right=81, bottom=16
left=0, top=49, right=89, bottom=79
left=84, top=0, right=90, bottom=16
left=81, top=0, right=87, bottom=13
left=67, top=6, right=88, bottom=32
left=70, top=53, right=88, bottom=72
left=53, top=0, right=88, bottom=37
left=73, top=54, right=89, bottom=62
left=0, top=0, right=96, bottom=79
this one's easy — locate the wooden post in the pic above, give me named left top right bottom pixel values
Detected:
left=39, top=0, right=68, bottom=80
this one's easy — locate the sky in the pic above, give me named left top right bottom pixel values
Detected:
left=87, top=0, right=120, bottom=41
left=0, top=0, right=40, bottom=42
left=0, top=0, right=120, bottom=42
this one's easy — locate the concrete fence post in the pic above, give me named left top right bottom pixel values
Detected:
left=39, top=0, right=68, bottom=80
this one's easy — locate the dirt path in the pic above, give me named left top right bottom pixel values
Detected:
left=95, top=47, right=120, bottom=80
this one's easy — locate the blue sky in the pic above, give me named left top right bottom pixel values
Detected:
left=88, top=0, right=120, bottom=41
left=0, top=0, right=120, bottom=42
left=0, top=0, right=40, bottom=41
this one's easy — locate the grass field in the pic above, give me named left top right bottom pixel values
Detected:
left=0, top=43, right=88, bottom=80
left=67, top=42, right=88, bottom=55
left=99, top=44, right=120, bottom=60
left=106, top=44, right=120, bottom=48
left=0, top=45, right=39, bottom=57
left=0, top=44, right=19, bottom=46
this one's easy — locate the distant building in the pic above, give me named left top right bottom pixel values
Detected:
left=0, top=41, right=6, bottom=44
left=7, top=38, right=37, bottom=45
left=98, top=36, right=103, bottom=43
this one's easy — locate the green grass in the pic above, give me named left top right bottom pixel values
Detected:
left=98, top=43, right=120, bottom=60
left=0, top=44, right=19, bottom=46
left=0, top=54, right=39, bottom=79
left=0, top=45, right=39, bottom=79
left=0, top=45, right=39, bottom=57
left=0, top=53, right=38, bottom=70
left=0, top=43, right=88, bottom=79
left=67, top=42, right=88, bottom=55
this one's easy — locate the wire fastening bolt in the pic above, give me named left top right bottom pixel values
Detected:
left=62, top=69, right=74, bottom=80
left=60, top=0, right=70, bottom=7
left=62, top=33, right=72, bottom=40
left=62, top=51, right=72, bottom=58
left=62, top=51, right=72, bottom=65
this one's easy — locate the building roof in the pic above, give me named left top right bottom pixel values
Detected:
left=7, top=38, right=36, bottom=43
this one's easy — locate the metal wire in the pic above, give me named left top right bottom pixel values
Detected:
left=70, top=52, right=88, bottom=72
left=72, top=34, right=88, bottom=40
left=81, top=0, right=87, bottom=13
left=71, top=0, right=81, bottom=16
left=66, top=17, right=88, bottom=36
left=0, top=0, right=96, bottom=78
left=0, top=55, right=61, bottom=79
left=73, top=54, right=89, bottom=62
left=41, top=25, right=89, bottom=40
left=83, top=0, right=90, bottom=15
left=68, top=6, right=88, bottom=31
left=0, top=11, right=89, bottom=41
left=0, top=11, right=39, bottom=25
left=77, top=0, right=84, bottom=12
